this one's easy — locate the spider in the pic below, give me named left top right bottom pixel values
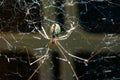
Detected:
left=26, top=22, right=89, bottom=80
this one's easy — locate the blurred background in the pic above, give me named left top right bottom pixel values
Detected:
left=0, top=0, right=120, bottom=80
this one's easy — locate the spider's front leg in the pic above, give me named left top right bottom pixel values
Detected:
left=41, top=26, right=49, bottom=39
left=58, top=23, right=77, bottom=40
left=35, top=26, right=49, bottom=39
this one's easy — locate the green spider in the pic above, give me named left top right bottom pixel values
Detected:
left=27, top=23, right=88, bottom=80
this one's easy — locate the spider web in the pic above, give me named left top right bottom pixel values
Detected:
left=0, top=0, right=120, bottom=80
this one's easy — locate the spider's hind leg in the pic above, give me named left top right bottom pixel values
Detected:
left=57, top=42, right=88, bottom=62
left=55, top=42, right=79, bottom=80
left=26, top=43, right=51, bottom=80
left=25, top=47, right=45, bottom=66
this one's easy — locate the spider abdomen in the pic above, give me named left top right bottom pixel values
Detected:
left=50, top=23, right=61, bottom=36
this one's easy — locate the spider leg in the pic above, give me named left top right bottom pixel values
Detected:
left=87, top=46, right=107, bottom=61
left=55, top=41, right=79, bottom=80
left=27, top=43, right=51, bottom=80
left=25, top=10, right=49, bottom=39
left=26, top=44, right=51, bottom=66
left=28, top=57, right=48, bottom=80
left=57, top=41, right=88, bottom=62
left=58, top=23, right=77, bottom=40
left=26, top=47, right=47, bottom=65
left=57, top=42, right=107, bottom=62
left=35, top=27, right=49, bottom=39
left=41, top=26, right=49, bottom=39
